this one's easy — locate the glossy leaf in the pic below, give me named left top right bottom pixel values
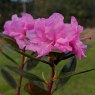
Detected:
left=26, top=59, right=39, bottom=70
left=24, top=82, right=50, bottom=95
left=0, top=50, right=18, bottom=65
left=0, top=33, right=19, bottom=49
left=5, top=65, right=44, bottom=82
left=60, top=67, right=95, bottom=79
left=55, top=56, right=77, bottom=89
left=61, top=52, right=75, bottom=60
left=1, top=68, right=17, bottom=89
left=30, top=80, right=45, bottom=89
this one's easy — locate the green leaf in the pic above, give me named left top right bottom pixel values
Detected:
left=1, top=68, right=17, bottom=89
left=60, top=67, right=95, bottom=79
left=0, top=50, right=18, bottom=65
left=61, top=52, right=75, bottom=60
left=30, top=80, right=45, bottom=90
left=48, top=52, right=74, bottom=65
left=55, top=56, right=77, bottom=89
left=14, top=50, right=48, bottom=64
left=25, top=59, right=39, bottom=70
left=24, top=82, right=50, bottom=95
left=0, top=33, right=19, bottom=49
left=5, top=65, right=44, bottom=82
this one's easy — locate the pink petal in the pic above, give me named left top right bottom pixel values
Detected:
left=55, top=38, right=72, bottom=52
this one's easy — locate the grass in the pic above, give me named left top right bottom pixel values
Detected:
left=0, top=31, right=95, bottom=95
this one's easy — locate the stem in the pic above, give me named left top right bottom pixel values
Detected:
left=16, top=49, right=49, bottom=64
left=16, top=51, right=26, bottom=95
left=48, top=65, right=55, bottom=94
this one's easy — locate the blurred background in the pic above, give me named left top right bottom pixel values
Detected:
left=0, top=0, right=95, bottom=95
left=0, top=0, right=95, bottom=30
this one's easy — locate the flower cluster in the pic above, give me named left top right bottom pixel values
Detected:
left=3, top=13, right=87, bottom=59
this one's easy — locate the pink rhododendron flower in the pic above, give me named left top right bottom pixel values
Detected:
left=27, top=13, right=87, bottom=59
left=69, top=16, right=87, bottom=59
left=55, top=16, right=87, bottom=59
left=3, top=13, right=87, bottom=59
left=26, top=13, right=69, bottom=57
left=3, top=13, right=34, bottom=49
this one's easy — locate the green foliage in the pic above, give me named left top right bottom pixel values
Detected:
left=61, top=52, right=75, bottom=60
left=29, top=80, right=45, bottom=89
left=0, top=39, right=95, bottom=95
left=24, top=82, right=50, bottom=95
left=55, top=56, right=77, bottom=90
left=60, top=66, right=95, bottom=79
left=0, top=33, right=19, bottom=49
left=0, top=50, right=18, bottom=65
left=1, top=68, right=17, bottom=89
left=5, top=65, right=44, bottom=82
left=25, top=59, right=39, bottom=71
left=48, top=52, right=74, bottom=65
